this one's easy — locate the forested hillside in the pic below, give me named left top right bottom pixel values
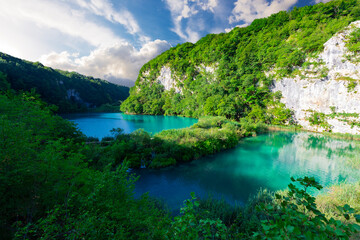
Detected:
left=121, top=0, right=360, bottom=124
left=0, top=52, right=129, bottom=113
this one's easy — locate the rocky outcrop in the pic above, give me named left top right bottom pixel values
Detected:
left=155, top=65, right=216, bottom=94
left=271, top=21, right=360, bottom=134
left=67, top=89, right=91, bottom=107
left=156, top=66, right=182, bottom=93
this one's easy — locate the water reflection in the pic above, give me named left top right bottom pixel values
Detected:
left=134, top=132, right=360, bottom=210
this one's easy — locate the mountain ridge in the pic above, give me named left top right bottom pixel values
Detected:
left=0, top=52, right=129, bottom=113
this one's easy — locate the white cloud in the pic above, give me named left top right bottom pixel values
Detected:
left=197, top=0, right=218, bottom=12
left=165, top=0, right=218, bottom=42
left=229, top=0, right=298, bottom=25
left=225, top=23, right=248, bottom=32
left=73, top=0, right=141, bottom=35
left=40, top=40, right=171, bottom=86
left=313, top=0, right=332, bottom=3
left=0, top=0, right=166, bottom=86
left=0, top=0, right=123, bottom=52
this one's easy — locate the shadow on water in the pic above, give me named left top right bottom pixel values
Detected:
left=134, top=131, right=360, bottom=211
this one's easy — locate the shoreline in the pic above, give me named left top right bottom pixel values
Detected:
left=266, top=124, right=360, bottom=141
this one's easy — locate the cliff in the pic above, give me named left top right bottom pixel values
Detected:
left=272, top=21, right=360, bottom=134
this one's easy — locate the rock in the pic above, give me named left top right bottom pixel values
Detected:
left=157, top=66, right=182, bottom=93
left=271, top=21, right=360, bottom=134
left=156, top=64, right=217, bottom=94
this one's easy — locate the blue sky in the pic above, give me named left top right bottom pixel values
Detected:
left=0, top=0, right=331, bottom=86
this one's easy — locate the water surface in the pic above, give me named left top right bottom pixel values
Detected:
left=64, top=113, right=359, bottom=211
left=134, top=132, right=359, bottom=210
left=64, top=112, right=198, bottom=138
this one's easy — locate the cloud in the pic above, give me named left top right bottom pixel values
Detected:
left=40, top=40, right=172, bottom=86
left=165, top=0, right=218, bottom=42
left=0, top=0, right=164, bottom=87
left=313, top=0, right=333, bottom=3
left=197, top=0, right=218, bottom=12
left=73, top=0, right=141, bottom=35
left=0, top=0, right=123, bottom=51
left=229, top=0, right=298, bottom=25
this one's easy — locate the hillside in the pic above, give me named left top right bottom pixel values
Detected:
left=0, top=52, right=129, bottom=113
left=121, top=0, right=360, bottom=134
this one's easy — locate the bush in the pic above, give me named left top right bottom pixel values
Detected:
left=254, top=177, right=360, bottom=239
left=149, top=155, right=176, bottom=168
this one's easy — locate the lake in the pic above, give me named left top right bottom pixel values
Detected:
left=66, top=113, right=359, bottom=211
left=64, top=112, right=198, bottom=138
left=133, top=132, right=359, bottom=210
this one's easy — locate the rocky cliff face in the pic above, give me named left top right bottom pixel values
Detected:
left=141, top=64, right=217, bottom=94
left=271, top=21, right=360, bottom=134
left=156, top=66, right=182, bottom=93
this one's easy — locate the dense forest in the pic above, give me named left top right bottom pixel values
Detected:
left=121, top=0, right=360, bottom=124
left=0, top=52, right=129, bottom=113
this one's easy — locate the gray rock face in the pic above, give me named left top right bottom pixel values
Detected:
left=320, top=21, right=360, bottom=78
left=155, top=65, right=216, bottom=94
left=67, top=89, right=91, bottom=107
left=156, top=66, right=182, bottom=93
left=272, top=21, right=360, bottom=134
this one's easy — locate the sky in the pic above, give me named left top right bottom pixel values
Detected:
left=0, top=0, right=332, bottom=86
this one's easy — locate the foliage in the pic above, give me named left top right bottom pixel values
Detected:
left=307, top=110, right=332, bottom=131
left=0, top=53, right=129, bottom=113
left=15, top=166, right=171, bottom=240
left=254, top=177, right=360, bottom=239
left=336, top=76, right=359, bottom=91
left=317, top=182, right=360, bottom=224
left=0, top=92, right=85, bottom=238
left=345, top=26, right=360, bottom=62
left=166, top=192, right=227, bottom=240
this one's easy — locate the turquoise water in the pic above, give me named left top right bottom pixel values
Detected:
left=64, top=113, right=198, bottom=138
left=65, top=114, right=359, bottom=211
left=134, top=132, right=359, bottom=210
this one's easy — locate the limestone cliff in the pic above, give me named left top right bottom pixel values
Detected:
left=271, top=21, right=360, bottom=134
